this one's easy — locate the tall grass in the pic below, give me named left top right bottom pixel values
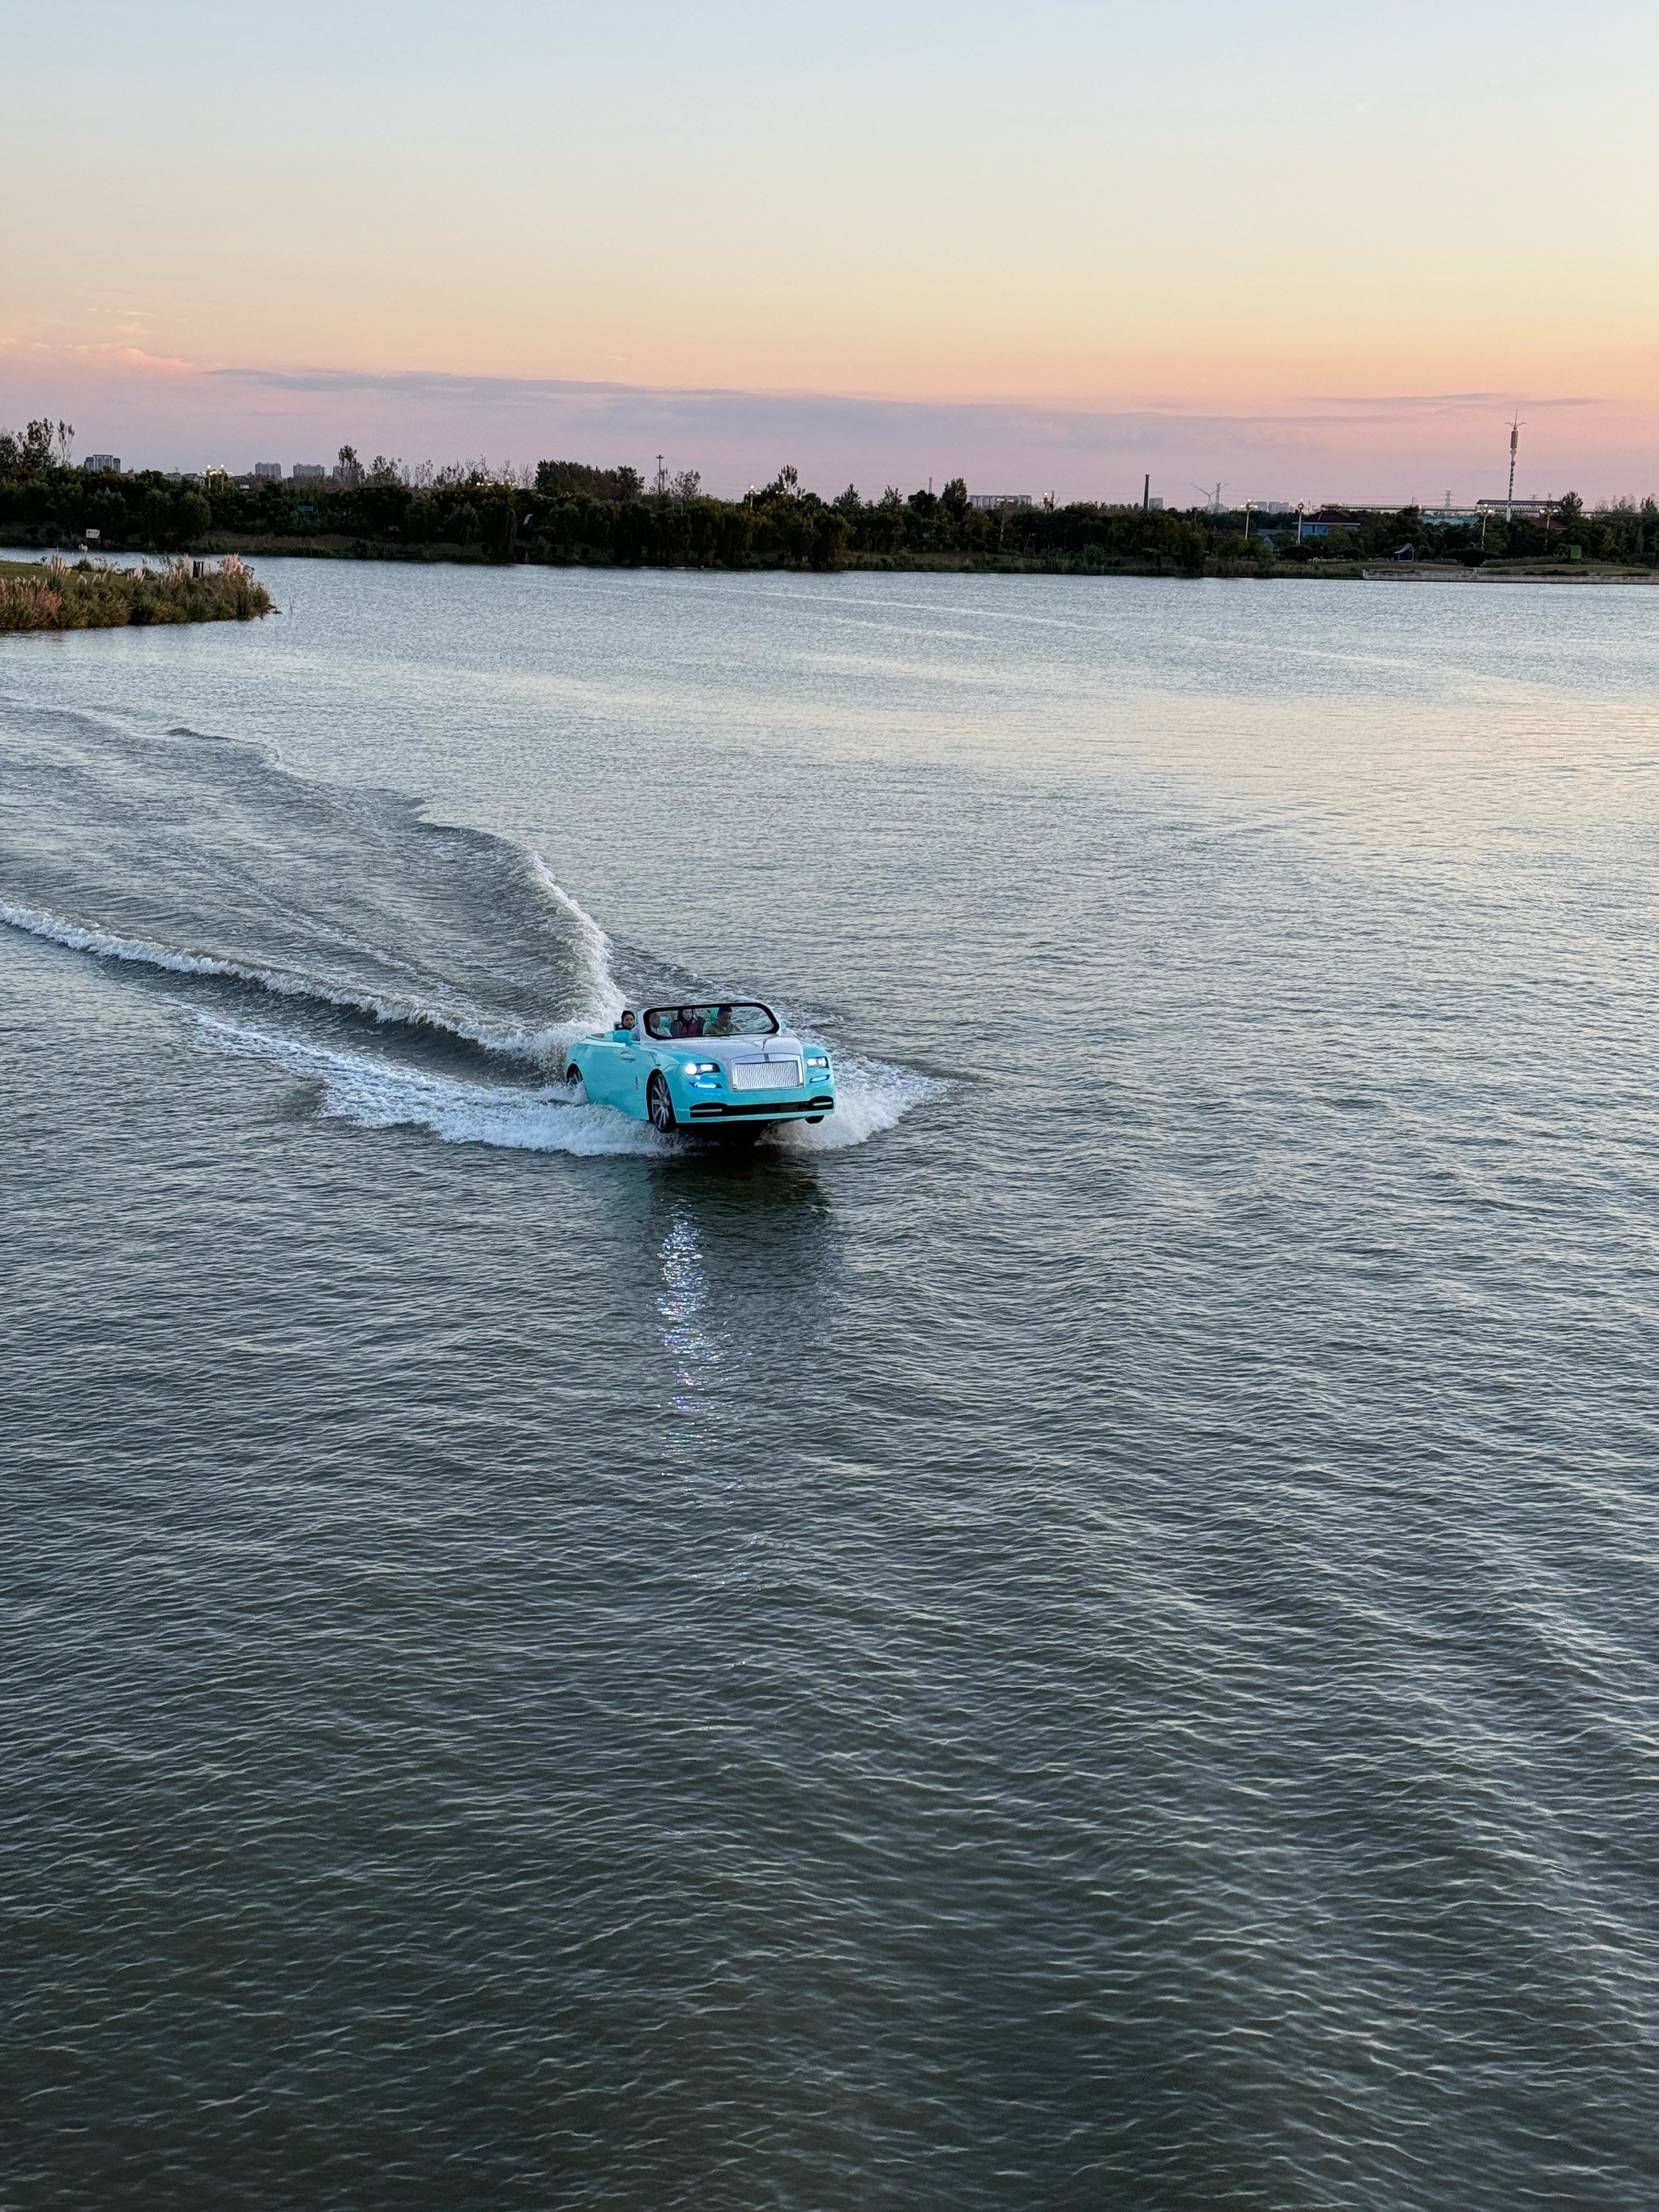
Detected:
left=0, top=554, right=273, bottom=634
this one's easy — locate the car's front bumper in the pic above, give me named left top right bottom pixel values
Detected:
left=683, top=1094, right=835, bottom=1121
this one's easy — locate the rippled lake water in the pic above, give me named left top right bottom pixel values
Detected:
left=3, top=563, right=1656, bottom=2209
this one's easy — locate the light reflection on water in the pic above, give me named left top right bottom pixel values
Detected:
left=657, top=1214, right=721, bottom=1413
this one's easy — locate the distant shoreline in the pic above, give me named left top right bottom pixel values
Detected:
left=6, top=542, right=1644, bottom=593
left=7, top=455, right=1653, bottom=583
left=169, top=539, right=1659, bottom=585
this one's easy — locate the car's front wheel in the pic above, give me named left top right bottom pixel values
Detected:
left=646, top=1072, right=676, bottom=1133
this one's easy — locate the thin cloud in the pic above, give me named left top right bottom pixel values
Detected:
left=74, top=344, right=204, bottom=375
left=201, top=365, right=1550, bottom=456
left=1299, top=391, right=1598, bottom=412
left=8, top=352, right=1644, bottom=501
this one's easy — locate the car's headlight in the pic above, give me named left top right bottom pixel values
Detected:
left=683, top=1059, right=719, bottom=1074
left=805, top=1053, right=830, bottom=1070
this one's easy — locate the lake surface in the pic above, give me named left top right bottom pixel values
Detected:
left=3, top=563, right=1655, bottom=2209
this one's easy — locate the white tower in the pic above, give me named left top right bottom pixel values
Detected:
left=1506, top=417, right=1522, bottom=523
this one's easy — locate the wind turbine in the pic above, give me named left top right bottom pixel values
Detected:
left=1192, top=480, right=1228, bottom=515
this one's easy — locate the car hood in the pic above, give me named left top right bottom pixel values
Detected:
left=653, top=1035, right=809, bottom=1061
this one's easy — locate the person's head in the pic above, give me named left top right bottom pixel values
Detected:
left=619, top=1008, right=636, bottom=1029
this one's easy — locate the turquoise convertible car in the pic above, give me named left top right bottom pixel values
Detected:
left=565, top=1001, right=836, bottom=1135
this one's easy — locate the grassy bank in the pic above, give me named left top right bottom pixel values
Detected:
left=0, top=554, right=273, bottom=633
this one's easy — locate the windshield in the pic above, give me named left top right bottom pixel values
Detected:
left=643, top=1001, right=778, bottom=1041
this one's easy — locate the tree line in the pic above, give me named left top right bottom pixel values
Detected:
left=2, top=425, right=1653, bottom=572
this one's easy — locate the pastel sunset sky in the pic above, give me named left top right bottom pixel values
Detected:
left=6, top=0, right=1656, bottom=502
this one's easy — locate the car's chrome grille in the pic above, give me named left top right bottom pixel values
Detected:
left=730, top=1057, right=802, bottom=1091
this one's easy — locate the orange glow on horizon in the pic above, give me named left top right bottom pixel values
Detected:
left=4, top=4, right=1654, bottom=496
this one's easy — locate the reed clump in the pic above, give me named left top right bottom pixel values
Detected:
left=0, top=554, right=272, bottom=633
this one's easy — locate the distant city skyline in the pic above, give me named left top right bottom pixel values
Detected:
left=6, top=2, right=1655, bottom=501
left=7, top=366, right=1627, bottom=512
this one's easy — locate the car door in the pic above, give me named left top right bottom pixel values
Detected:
left=612, top=1034, right=659, bottom=1119
left=612, top=1037, right=647, bottom=1118
left=576, top=1036, right=631, bottom=1111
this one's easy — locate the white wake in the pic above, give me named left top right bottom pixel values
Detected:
left=197, top=1018, right=672, bottom=1155
left=2, top=865, right=938, bottom=1157
left=0, top=895, right=565, bottom=1061
left=195, top=1018, right=939, bottom=1156
left=528, top=856, right=623, bottom=1036
left=771, top=1055, right=940, bottom=1152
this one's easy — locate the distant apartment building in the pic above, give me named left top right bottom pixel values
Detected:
left=968, top=492, right=1033, bottom=510
left=254, top=462, right=283, bottom=480
left=292, top=463, right=326, bottom=483
left=83, top=453, right=121, bottom=474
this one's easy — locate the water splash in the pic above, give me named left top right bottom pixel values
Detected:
left=198, top=1017, right=671, bottom=1155
left=196, top=1014, right=936, bottom=1159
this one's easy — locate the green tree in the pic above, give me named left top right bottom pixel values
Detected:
left=1172, top=521, right=1207, bottom=573
left=481, top=493, right=518, bottom=562
left=139, top=486, right=173, bottom=544
left=809, top=510, right=852, bottom=570
left=2, top=419, right=57, bottom=474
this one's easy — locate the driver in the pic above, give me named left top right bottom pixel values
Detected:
left=706, top=1004, right=736, bottom=1036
